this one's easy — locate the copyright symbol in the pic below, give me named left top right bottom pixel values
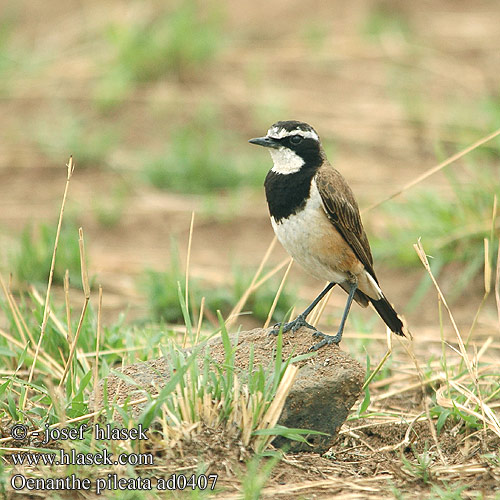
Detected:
left=11, top=424, right=28, bottom=441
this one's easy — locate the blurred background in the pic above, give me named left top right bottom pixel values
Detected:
left=0, top=0, right=499, bottom=338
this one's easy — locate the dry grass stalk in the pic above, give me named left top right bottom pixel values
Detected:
left=0, top=327, right=63, bottom=377
left=364, top=127, right=500, bottom=213
left=63, top=269, right=72, bottom=344
left=465, top=196, right=497, bottom=345
left=496, top=236, right=500, bottom=332
left=362, top=349, right=392, bottom=392
left=193, top=295, right=205, bottom=345
left=436, top=382, right=500, bottom=438
left=0, top=279, right=67, bottom=376
left=30, top=286, right=68, bottom=338
left=22, top=156, right=74, bottom=412
left=226, top=236, right=277, bottom=327
left=414, top=240, right=475, bottom=378
left=56, top=227, right=91, bottom=391
left=371, top=372, right=442, bottom=402
left=182, top=211, right=195, bottom=348
left=77, top=345, right=145, bottom=358
left=263, top=257, right=294, bottom=329
left=310, top=282, right=334, bottom=328
left=94, top=285, right=103, bottom=402
left=252, top=257, right=292, bottom=291
left=0, top=274, right=31, bottom=346
left=259, top=477, right=392, bottom=498
left=464, top=238, right=492, bottom=346
left=398, top=332, right=446, bottom=464
left=254, top=364, right=298, bottom=452
left=484, top=237, right=491, bottom=294
left=30, top=285, right=94, bottom=373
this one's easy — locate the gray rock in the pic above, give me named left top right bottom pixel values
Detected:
left=91, top=327, right=365, bottom=454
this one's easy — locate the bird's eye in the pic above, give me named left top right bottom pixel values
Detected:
left=289, top=135, right=303, bottom=145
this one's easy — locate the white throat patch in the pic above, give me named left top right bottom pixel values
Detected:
left=269, top=147, right=304, bottom=175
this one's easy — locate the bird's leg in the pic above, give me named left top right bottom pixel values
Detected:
left=270, top=282, right=336, bottom=336
left=310, top=280, right=357, bottom=351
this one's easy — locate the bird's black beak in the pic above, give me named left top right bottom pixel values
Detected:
left=248, top=136, right=279, bottom=149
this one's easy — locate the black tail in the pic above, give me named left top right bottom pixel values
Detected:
left=370, top=296, right=405, bottom=336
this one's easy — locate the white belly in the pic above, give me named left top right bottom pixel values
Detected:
left=271, top=182, right=349, bottom=284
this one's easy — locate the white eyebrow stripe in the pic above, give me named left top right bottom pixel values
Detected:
left=267, top=126, right=319, bottom=142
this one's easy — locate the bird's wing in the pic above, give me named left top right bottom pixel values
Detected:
left=315, top=165, right=377, bottom=281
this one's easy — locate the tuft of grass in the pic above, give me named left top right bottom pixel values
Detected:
left=146, top=313, right=315, bottom=455
left=0, top=9, right=50, bottom=97
left=401, top=443, right=435, bottom=484
left=240, top=453, right=281, bottom=500
left=11, top=221, right=84, bottom=288
left=427, top=483, right=469, bottom=500
left=142, top=240, right=187, bottom=324
left=91, top=183, right=129, bottom=228
left=301, top=20, right=329, bottom=50
left=232, top=266, right=297, bottom=325
left=439, top=94, right=500, bottom=163
left=199, top=191, right=247, bottom=222
left=142, top=242, right=295, bottom=327
left=35, top=111, right=119, bottom=169
left=141, top=105, right=265, bottom=194
left=372, top=166, right=499, bottom=302
left=418, top=238, right=499, bottom=437
left=0, top=12, right=15, bottom=84
left=94, top=0, right=224, bottom=107
left=362, top=4, right=412, bottom=42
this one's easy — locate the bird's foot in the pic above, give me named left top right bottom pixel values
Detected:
left=309, top=331, right=342, bottom=351
left=270, top=314, right=317, bottom=336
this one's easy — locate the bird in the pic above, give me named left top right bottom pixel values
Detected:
left=249, top=120, right=405, bottom=351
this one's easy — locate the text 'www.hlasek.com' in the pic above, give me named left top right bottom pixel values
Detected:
left=8, top=423, right=218, bottom=494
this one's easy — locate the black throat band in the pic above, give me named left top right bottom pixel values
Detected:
left=264, top=166, right=319, bottom=223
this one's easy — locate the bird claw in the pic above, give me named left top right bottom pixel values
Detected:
left=309, top=332, right=341, bottom=351
left=268, top=313, right=343, bottom=352
left=269, top=314, right=317, bottom=336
